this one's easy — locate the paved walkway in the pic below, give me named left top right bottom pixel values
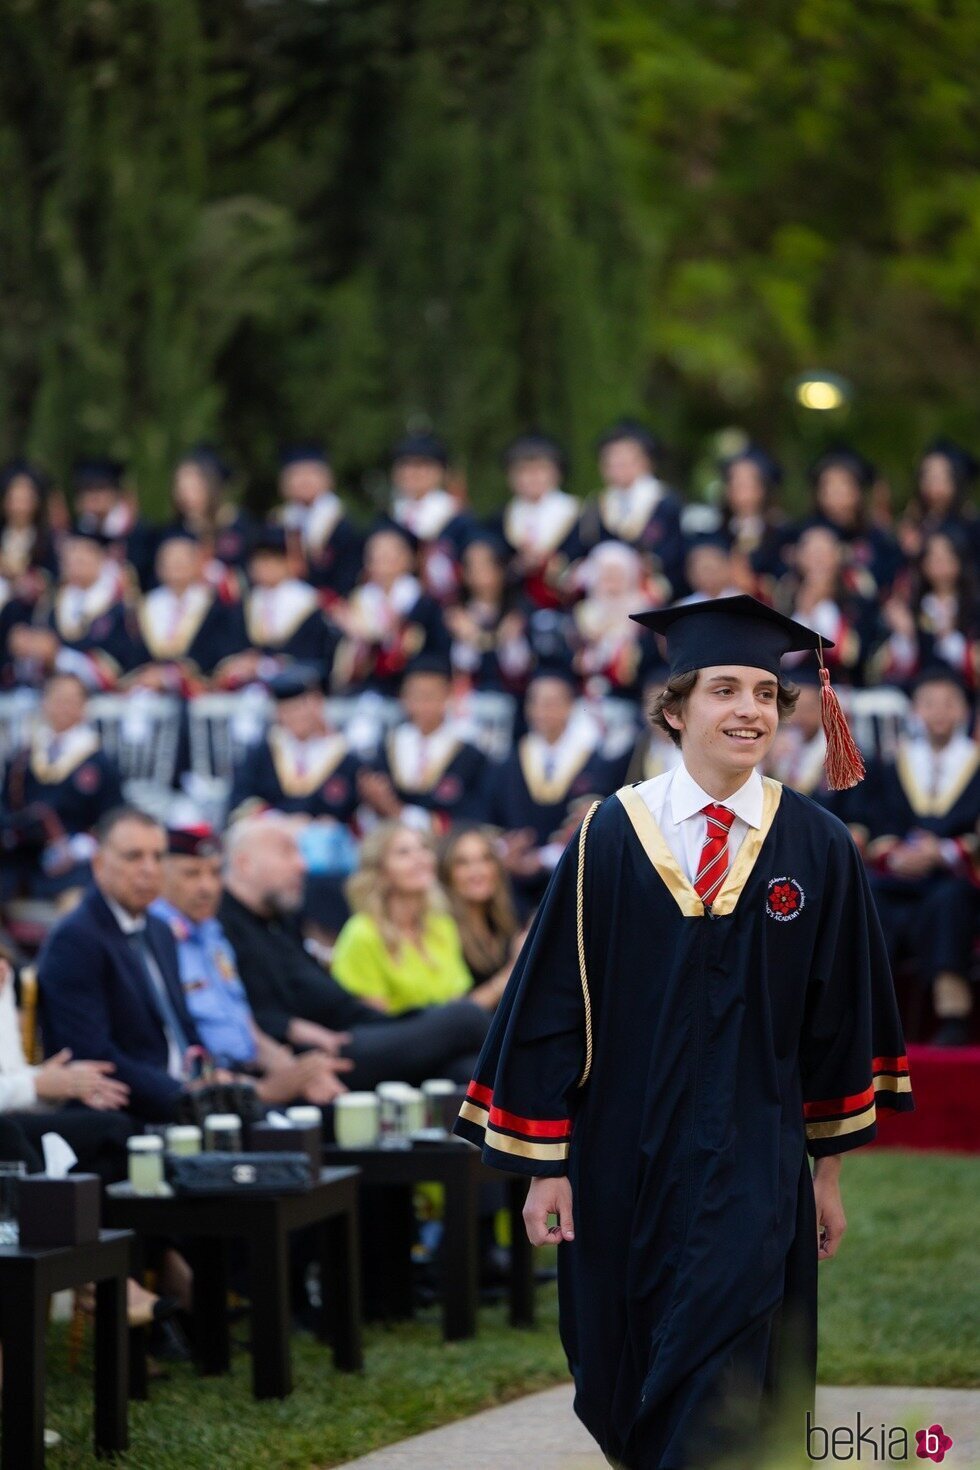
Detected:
left=336, top=1382, right=980, bottom=1468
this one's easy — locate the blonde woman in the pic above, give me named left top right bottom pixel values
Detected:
left=439, top=827, right=523, bottom=1010
left=333, top=823, right=473, bottom=1015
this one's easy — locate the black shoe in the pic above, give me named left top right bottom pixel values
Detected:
left=931, top=1017, right=971, bottom=1047
left=147, top=1314, right=192, bottom=1363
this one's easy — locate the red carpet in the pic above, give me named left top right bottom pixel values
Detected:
left=871, top=1044, right=980, bottom=1154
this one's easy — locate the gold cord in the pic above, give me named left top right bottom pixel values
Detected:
left=575, top=799, right=602, bottom=1088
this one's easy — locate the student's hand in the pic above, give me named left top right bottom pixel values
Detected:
left=524, top=1175, right=575, bottom=1245
left=813, top=1157, right=846, bottom=1261
left=887, top=841, right=937, bottom=879
left=286, top=1017, right=353, bottom=1056
left=357, top=770, right=402, bottom=818
left=36, top=1052, right=131, bottom=1110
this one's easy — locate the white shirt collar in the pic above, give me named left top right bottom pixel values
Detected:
left=104, top=894, right=146, bottom=935
left=669, top=762, right=764, bottom=829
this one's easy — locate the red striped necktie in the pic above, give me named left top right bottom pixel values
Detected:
left=695, top=803, right=736, bottom=907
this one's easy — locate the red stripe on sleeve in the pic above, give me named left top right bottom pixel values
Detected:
left=872, top=1055, right=909, bottom=1073
left=803, top=1084, right=875, bottom=1120
left=488, top=1105, right=572, bottom=1139
left=465, top=1081, right=493, bottom=1107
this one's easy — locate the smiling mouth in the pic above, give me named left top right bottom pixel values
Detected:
left=723, top=729, right=763, bottom=742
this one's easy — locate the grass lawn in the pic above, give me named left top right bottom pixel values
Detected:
left=31, top=1149, right=980, bottom=1468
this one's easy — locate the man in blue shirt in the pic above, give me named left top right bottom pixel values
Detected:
left=152, top=826, right=350, bottom=1106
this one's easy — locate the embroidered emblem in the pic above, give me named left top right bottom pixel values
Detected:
left=766, top=876, right=804, bottom=922
left=323, top=776, right=348, bottom=803
left=435, top=774, right=462, bottom=803
left=74, top=762, right=101, bottom=793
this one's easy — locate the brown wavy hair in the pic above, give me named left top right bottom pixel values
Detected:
left=438, top=826, right=519, bottom=980
left=649, top=669, right=800, bottom=748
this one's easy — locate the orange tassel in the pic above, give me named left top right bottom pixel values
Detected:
left=818, top=652, right=865, bottom=790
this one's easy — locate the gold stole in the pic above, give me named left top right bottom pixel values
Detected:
left=29, top=731, right=101, bottom=784
left=268, top=730, right=349, bottom=798
left=518, top=735, right=594, bottom=806
left=895, top=742, right=980, bottom=819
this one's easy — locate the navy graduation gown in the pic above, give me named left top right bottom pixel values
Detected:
left=485, top=738, right=618, bottom=847
left=129, top=591, right=243, bottom=679
left=454, top=783, right=913, bottom=1470
left=228, top=733, right=361, bottom=824
left=303, top=515, right=364, bottom=598
left=373, top=730, right=489, bottom=829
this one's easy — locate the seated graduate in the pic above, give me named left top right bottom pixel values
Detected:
left=0, top=956, right=134, bottom=1186
left=0, top=459, right=59, bottom=600
left=152, top=825, right=350, bottom=1105
left=438, top=825, right=524, bottom=1010
left=71, top=456, right=157, bottom=593
left=330, top=524, right=449, bottom=695
left=126, top=529, right=244, bottom=693
left=0, top=671, right=123, bottom=905
left=878, top=529, right=980, bottom=691
left=852, top=666, right=980, bottom=1047
left=714, top=443, right=791, bottom=592
left=673, top=535, right=742, bottom=606
left=775, top=525, right=883, bottom=686
left=162, top=444, right=255, bottom=575
left=385, top=431, right=475, bottom=602
left=485, top=666, right=618, bottom=908
left=571, top=542, right=664, bottom=706
left=276, top=442, right=363, bottom=599
left=5, top=525, right=138, bottom=691
left=786, top=447, right=904, bottom=597
left=331, top=823, right=478, bottom=1015
left=359, top=653, right=489, bottom=832
left=228, top=664, right=361, bottom=827
left=445, top=530, right=537, bottom=694
left=763, top=666, right=836, bottom=805
left=624, top=675, right=684, bottom=783
left=214, top=525, right=336, bottom=689
left=897, top=438, right=980, bottom=565
left=218, top=814, right=490, bottom=1087
left=578, top=419, right=686, bottom=597
left=490, top=433, right=584, bottom=610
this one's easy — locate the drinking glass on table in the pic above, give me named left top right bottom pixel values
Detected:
left=0, top=1161, right=27, bottom=1244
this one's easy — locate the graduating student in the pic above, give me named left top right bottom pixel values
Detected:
left=853, top=666, right=980, bottom=1047
left=485, top=667, right=618, bottom=908
left=788, top=448, right=903, bottom=596
left=215, top=527, right=337, bottom=688
left=164, top=445, right=255, bottom=573
left=276, top=443, right=363, bottom=599
left=0, top=672, right=123, bottom=902
left=579, top=420, right=686, bottom=597
left=359, top=654, right=489, bottom=832
left=456, top=594, right=913, bottom=1470
left=71, top=457, right=157, bottom=592
left=228, top=665, right=361, bottom=826
left=386, top=432, right=475, bottom=601
left=491, top=433, right=584, bottom=609
left=127, top=530, right=243, bottom=691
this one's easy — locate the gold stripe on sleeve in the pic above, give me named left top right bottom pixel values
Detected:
left=485, top=1126, right=571, bottom=1163
left=873, top=1074, right=913, bottom=1096
left=805, top=1102, right=877, bottom=1140
left=458, top=1100, right=489, bottom=1131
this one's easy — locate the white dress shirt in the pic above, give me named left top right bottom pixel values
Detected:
left=0, top=976, right=38, bottom=1113
left=634, top=763, right=765, bottom=883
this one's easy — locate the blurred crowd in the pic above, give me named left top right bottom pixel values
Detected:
left=0, top=420, right=977, bottom=1138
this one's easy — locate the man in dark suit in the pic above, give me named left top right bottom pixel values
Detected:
left=38, top=807, right=246, bottom=1120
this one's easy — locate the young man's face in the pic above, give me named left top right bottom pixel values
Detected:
left=60, top=538, right=104, bottom=589
left=157, top=539, right=203, bottom=594
left=249, top=550, right=288, bottom=589
left=42, top=676, right=87, bottom=734
left=508, top=455, right=558, bottom=503
left=599, top=439, right=651, bottom=490
left=402, top=672, right=450, bottom=734
left=913, top=681, right=968, bottom=746
left=392, top=456, right=443, bottom=499
left=665, top=667, right=779, bottom=775
left=526, top=678, right=574, bottom=744
left=280, top=460, right=332, bottom=507
left=276, top=690, right=324, bottom=742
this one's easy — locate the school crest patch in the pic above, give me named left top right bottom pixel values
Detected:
left=766, top=876, right=804, bottom=922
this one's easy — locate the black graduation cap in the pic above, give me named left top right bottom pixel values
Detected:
left=630, top=595, right=866, bottom=790
left=180, top=444, right=232, bottom=482
left=267, top=664, right=323, bottom=701
left=920, top=438, right=979, bottom=487
left=157, top=524, right=203, bottom=548
left=809, top=447, right=875, bottom=491
left=369, top=517, right=419, bottom=555
left=528, top=662, right=579, bottom=693
left=250, top=524, right=288, bottom=557
left=66, top=520, right=112, bottom=549
left=630, top=595, right=832, bottom=680
left=72, top=457, right=125, bottom=493
left=0, top=458, right=51, bottom=497
left=910, top=662, right=972, bottom=702
left=461, top=525, right=510, bottom=561
left=401, top=652, right=452, bottom=683
left=685, top=531, right=731, bottom=556
left=595, top=419, right=661, bottom=463
left=278, top=442, right=330, bottom=470
left=720, top=443, right=783, bottom=490
left=390, top=432, right=448, bottom=468
left=502, top=432, right=567, bottom=473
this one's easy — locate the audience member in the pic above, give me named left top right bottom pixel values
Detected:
left=218, top=815, right=490, bottom=1085
left=716, top=444, right=788, bottom=590
left=216, top=526, right=334, bottom=687
left=581, top=420, right=686, bottom=596
left=796, top=447, right=903, bottom=594
left=899, top=439, right=980, bottom=562
left=881, top=529, right=979, bottom=690
left=438, top=826, right=523, bottom=1009
left=127, top=529, right=243, bottom=690
left=445, top=530, right=535, bottom=692
left=492, top=433, right=582, bottom=609
left=0, top=459, right=58, bottom=593
left=387, top=433, right=474, bottom=601
left=277, top=443, right=363, bottom=598
left=333, top=824, right=473, bottom=1014
left=572, top=542, right=661, bottom=704
left=165, top=444, right=254, bottom=572
left=38, top=807, right=207, bottom=1119
left=776, top=525, right=882, bottom=685
left=71, top=457, right=156, bottom=592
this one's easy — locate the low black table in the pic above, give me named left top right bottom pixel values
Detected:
left=322, top=1140, right=534, bottom=1340
left=0, top=1228, right=131, bottom=1469
left=104, top=1166, right=361, bottom=1400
